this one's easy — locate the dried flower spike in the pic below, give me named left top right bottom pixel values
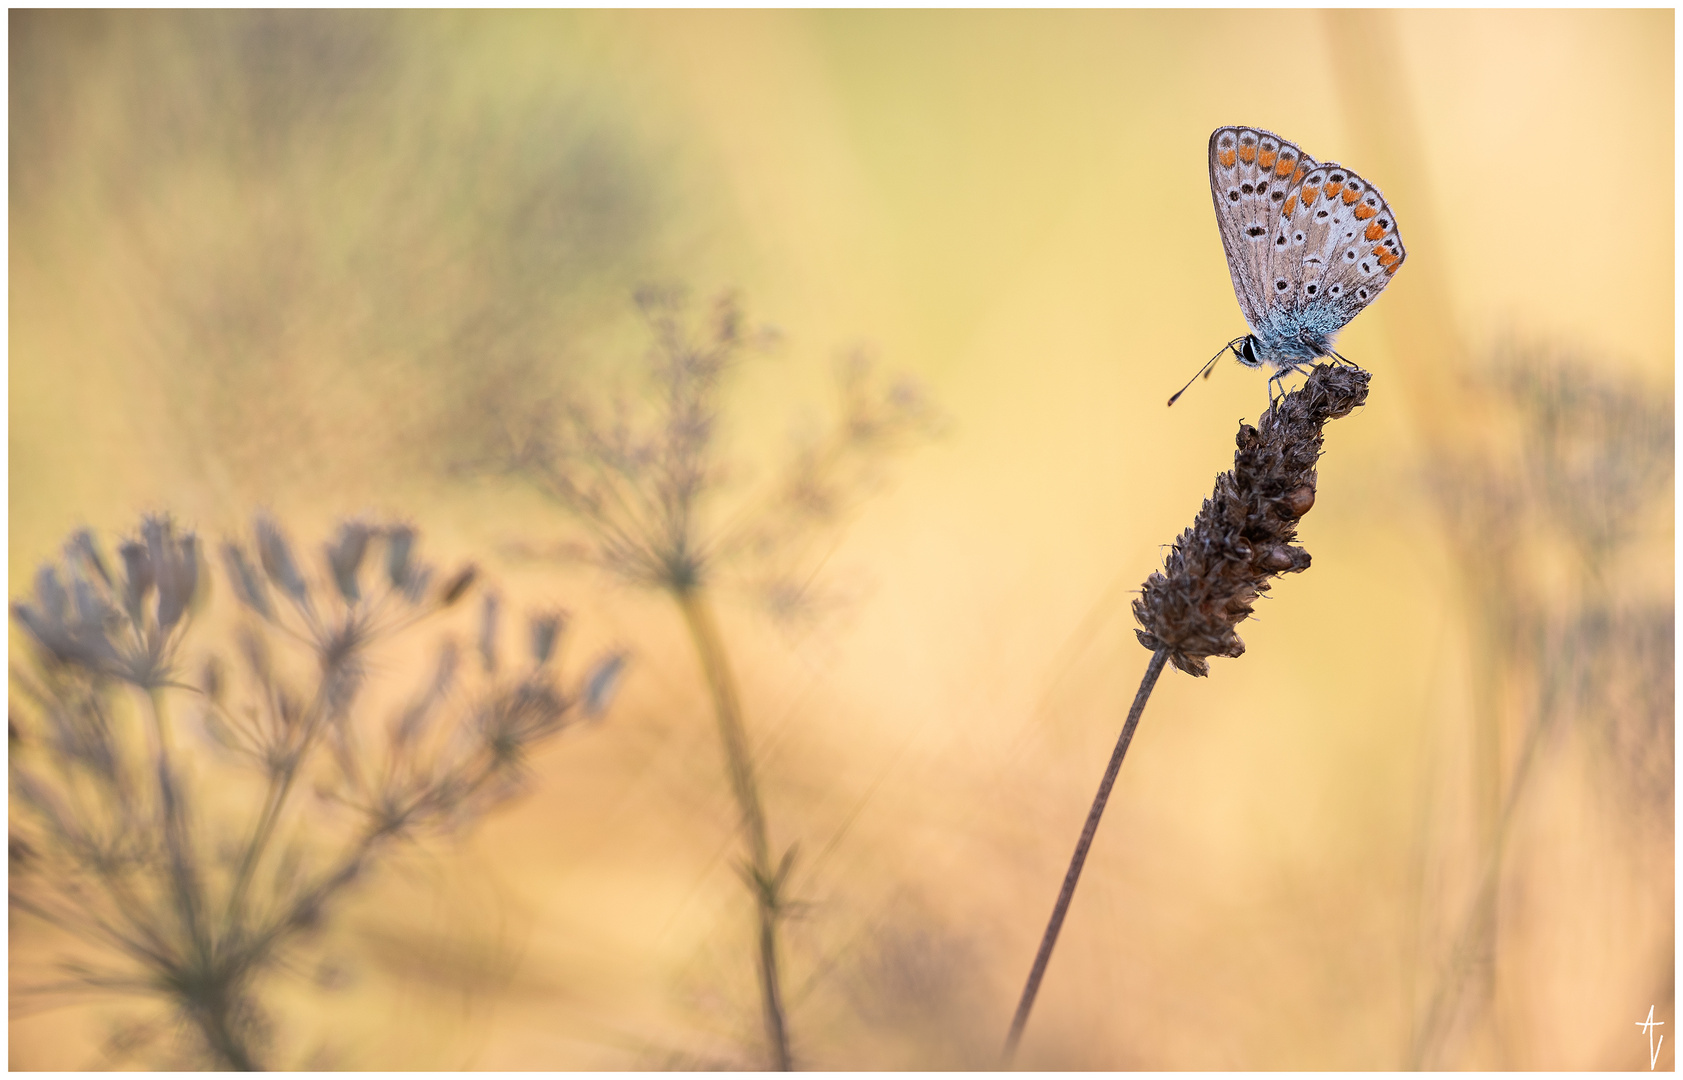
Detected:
left=1007, top=363, right=1370, bottom=1060
left=1134, top=363, right=1370, bottom=676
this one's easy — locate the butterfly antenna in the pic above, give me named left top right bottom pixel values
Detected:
left=1167, top=339, right=1241, bottom=407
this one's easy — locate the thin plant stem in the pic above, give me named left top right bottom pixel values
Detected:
left=674, top=585, right=793, bottom=1071
left=144, top=689, right=211, bottom=965
left=1406, top=625, right=1568, bottom=1069
left=196, top=1000, right=257, bottom=1072
left=1004, top=646, right=1170, bottom=1063
left=223, top=667, right=344, bottom=930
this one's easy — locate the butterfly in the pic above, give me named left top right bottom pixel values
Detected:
left=1170, top=125, right=1406, bottom=405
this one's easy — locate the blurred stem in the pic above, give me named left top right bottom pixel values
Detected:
left=673, top=585, right=793, bottom=1071
left=224, top=662, right=346, bottom=934
left=1407, top=624, right=1567, bottom=1069
left=144, top=688, right=210, bottom=965
left=145, top=687, right=260, bottom=1071
left=1004, top=647, right=1169, bottom=1063
left=195, top=999, right=257, bottom=1072
left=1469, top=602, right=1505, bottom=1055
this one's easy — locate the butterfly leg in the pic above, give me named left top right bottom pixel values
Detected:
left=1327, top=349, right=1360, bottom=370
left=1267, top=363, right=1310, bottom=404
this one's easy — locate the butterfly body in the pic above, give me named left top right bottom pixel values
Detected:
left=1208, top=125, right=1405, bottom=377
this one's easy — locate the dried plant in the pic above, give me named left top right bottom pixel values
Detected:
left=1410, top=346, right=1673, bottom=1068
left=9, top=514, right=623, bottom=1069
left=492, top=286, right=938, bottom=1069
left=1004, top=363, right=1372, bottom=1058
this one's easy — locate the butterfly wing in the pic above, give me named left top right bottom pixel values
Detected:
left=1270, top=162, right=1406, bottom=332
left=1209, top=126, right=1318, bottom=332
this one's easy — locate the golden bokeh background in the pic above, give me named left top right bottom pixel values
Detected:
left=10, top=10, right=1673, bottom=1070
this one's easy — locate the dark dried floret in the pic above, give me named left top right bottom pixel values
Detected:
left=438, top=565, right=478, bottom=608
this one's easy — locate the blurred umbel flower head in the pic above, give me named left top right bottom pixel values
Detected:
left=9, top=513, right=625, bottom=1069
left=12, top=516, right=202, bottom=690
left=1493, top=342, right=1674, bottom=570
left=1408, top=341, right=1673, bottom=1069
left=495, top=285, right=941, bottom=619
left=1427, top=343, right=1673, bottom=813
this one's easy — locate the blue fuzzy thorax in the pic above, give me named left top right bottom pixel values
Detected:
left=1239, top=305, right=1354, bottom=369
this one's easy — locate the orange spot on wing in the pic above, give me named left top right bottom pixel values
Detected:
left=1283, top=194, right=1298, bottom=218
left=1259, top=149, right=1277, bottom=169
left=1300, top=185, right=1319, bottom=206
left=1323, top=181, right=1343, bottom=200
left=1291, top=165, right=1306, bottom=185
left=1219, top=149, right=1236, bottom=168
left=1364, top=222, right=1385, bottom=241
left=1342, top=187, right=1361, bottom=204
left=1275, top=156, right=1295, bottom=177
left=1239, top=143, right=1257, bottom=164
left=1375, top=247, right=1399, bottom=268
left=1354, top=204, right=1377, bottom=220
left=1386, top=260, right=1402, bottom=275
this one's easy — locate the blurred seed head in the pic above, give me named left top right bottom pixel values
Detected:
left=11, top=511, right=620, bottom=1068
left=324, top=521, right=373, bottom=603
left=255, top=515, right=309, bottom=602
left=492, top=290, right=938, bottom=616
left=13, top=514, right=200, bottom=687
left=1427, top=343, right=1674, bottom=824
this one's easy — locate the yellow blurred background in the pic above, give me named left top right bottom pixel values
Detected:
left=10, top=10, right=1672, bottom=1070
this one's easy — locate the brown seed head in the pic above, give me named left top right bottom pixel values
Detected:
left=1134, top=363, right=1370, bottom=676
